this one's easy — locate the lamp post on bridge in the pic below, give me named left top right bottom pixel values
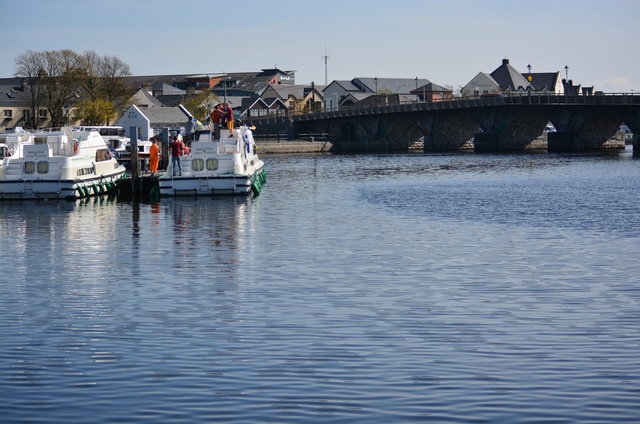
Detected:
left=374, top=76, right=378, bottom=106
left=527, top=64, right=532, bottom=103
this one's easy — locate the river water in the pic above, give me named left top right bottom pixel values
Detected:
left=1, top=147, right=639, bottom=423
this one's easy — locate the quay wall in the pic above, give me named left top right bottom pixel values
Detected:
left=255, top=140, right=333, bottom=154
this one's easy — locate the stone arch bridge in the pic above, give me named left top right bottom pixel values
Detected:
left=247, top=94, right=640, bottom=152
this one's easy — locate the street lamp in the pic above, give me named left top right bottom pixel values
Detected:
left=374, top=77, right=378, bottom=106
left=564, top=65, right=569, bottom=81
left=223, top=74, right=229, bottom=102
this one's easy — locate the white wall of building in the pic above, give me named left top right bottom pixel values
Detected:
left=461, top=72, right=501, bottom=98
left=117, top=105, right=151, bottom=140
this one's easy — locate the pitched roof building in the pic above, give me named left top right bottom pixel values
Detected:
left=489, top=59, right=531, bottom=91
left=522, top=72, right=564, bottom=94
left=462, top=59, right=564, bottom=97
left=322, top=77, right=433, bottom=110
left=116, top=104, right=189, bottom=140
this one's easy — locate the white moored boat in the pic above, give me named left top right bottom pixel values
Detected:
left=158, top=126, right=266, bottom=197
left=0, top=127, right=126, bottom=200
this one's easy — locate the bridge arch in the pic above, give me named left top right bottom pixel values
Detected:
left=429, top=112, right=478, bottom=151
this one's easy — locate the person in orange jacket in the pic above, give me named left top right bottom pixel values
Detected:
left=149, top=139, right=159, bottom=174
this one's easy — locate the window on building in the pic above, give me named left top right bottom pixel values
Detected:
left=39, top=109, right=48, bottom=119
left=3, top=110, right=12, bottom=119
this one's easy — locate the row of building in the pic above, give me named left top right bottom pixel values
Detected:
left=0, top=59, right=592, bottom=134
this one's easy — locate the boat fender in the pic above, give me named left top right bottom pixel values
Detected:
left=73, top=140, right=79, bottom=154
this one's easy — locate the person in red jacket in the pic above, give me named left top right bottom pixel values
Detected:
left=224, top=102, right=235, bottom=135
left=210, top=104, right=223, bottom=140
left=170, top=136, right=185, bottom=176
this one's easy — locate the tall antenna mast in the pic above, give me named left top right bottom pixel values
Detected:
left=321, top=47, right=330, bottom=85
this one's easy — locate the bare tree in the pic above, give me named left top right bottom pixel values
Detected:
left=14, top=49, right=134, bottom=127
left=14, top=50, right=45, bottom=129
left=79, top=50, right=102, bottom=101
left=39, top=49, right=84, bottom=126
left=98, top=55, right=134, bottom=123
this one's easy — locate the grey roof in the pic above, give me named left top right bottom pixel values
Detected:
left=225, top=69, right=295, bottom=94
left=411, top=82, right=449, bottom=93
left=261, top=84, right=323, bottom=101
left=323, top=80, right=361, bottom=92
left=126, top=74, right=200, bottom=88
left=354, top=77, right=432, bottom=94
left=490, top=59, right=531, bottom=91
left=522, top=72, right=560, bottom=91
left=130, top=88, right=164, bottom=107
left=0, top=78, right=30, bottom=107
left=154, top=83, right=186, bottom=95
left=262, top=84, right=305, bottom=99
left=220, top=96, right=246, bottom=110
left=342, top=93, right=373, bottom=102
left=140, top=107, right=189, bottom=124
left=156, top=94, right=184, bottom=107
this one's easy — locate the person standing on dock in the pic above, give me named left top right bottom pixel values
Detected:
left=170, top=136, right=185, bottom=176
left=149, top=139, right=159, bottom=175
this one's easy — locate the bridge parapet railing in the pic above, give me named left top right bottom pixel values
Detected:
left=251, top=93, right=640, bottom=124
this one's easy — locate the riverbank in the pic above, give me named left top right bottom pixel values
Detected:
left=255, top=140, right=332, bottom=154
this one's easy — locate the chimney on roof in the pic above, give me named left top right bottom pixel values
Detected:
left=502, top=58, right=509, bottom=65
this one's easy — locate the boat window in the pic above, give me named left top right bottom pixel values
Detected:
left=95, top=148, right=110, bottom=162
left=24, top=162, right=35, bottom=174
left=76, top=167, right=93, bottom=176
left=192, top=159, right=204, bottom=171
left=0, top=146, right=7, bottom=159
left=37, top=161, right=49, bottom=174
left=34, top=136, right=47, bottom=145
left=206, top=159, right=218, bottom=170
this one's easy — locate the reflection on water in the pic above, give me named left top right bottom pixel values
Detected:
left=1, top=149, right=639, bottom=423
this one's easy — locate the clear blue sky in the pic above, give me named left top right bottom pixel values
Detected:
left=1, top=0, right=638, bottom=92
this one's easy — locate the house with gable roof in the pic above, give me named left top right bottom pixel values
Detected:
left=240, top=97, right=288, bottom=119
left=323, top=77, right=432, bottom=110
left=212, top=68, right=296, bottom=99
left=461, top=72, right=501, bottom=97
left=411, top=83, right=453, bottom=102
left=462, top=59, right=532, bottom=97
left=522, top=71, right=564, bottom=94
left=322, top=80, right=366, bottom=111
left=260, top=84, right=324, bottom=114
left=116, top=104, right=189, bottom=140
left=130, top=88, right=164, bottom=108
left=1, top=78, right=38, bottom=131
